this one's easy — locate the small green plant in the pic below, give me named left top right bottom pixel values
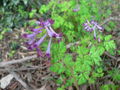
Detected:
left=23, top=0, right=117, bottom=89
left=109, top=68, right=120, bottom=81
left=100, top=84, right=119, bottom=90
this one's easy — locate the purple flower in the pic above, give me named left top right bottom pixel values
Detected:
left=73, top=4, right=80, bottom=12
left=83, top=20, right=103, bottom=40
left=23, top=18, right=62, bottom=58
left=48, top=19, right=54, bottom=24
left=31, top=27, right=44, bottom=32
left=22, top=33, right=36, bottom=38
left=45, top=37, right=52, bottom=58
left=27, top=46, right=34, bottom=50
left=33, top=34, right=47, bottom=48
left=48, top=26, right=62, bottom=38
left=93, top=26, right=96, bottom=39
left=37, top=18, right=54, bottom=27
left=45, top=26, right=54, bottom=37
left=26, top=38, right=35, bottom=45
left=73, top=8, right=80, bottom=12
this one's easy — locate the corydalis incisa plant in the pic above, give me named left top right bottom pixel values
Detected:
left=22, top=19, right=62, bottom=58
left=83, top=20, right=104, bottom=42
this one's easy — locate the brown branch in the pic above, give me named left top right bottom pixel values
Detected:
left=10, top=71, right=31, bottom=90
left=0, top=55, right=37, bottom=67
left=0, top=65, right=49, bottom=72
left=104, top=52, right=117, bottom=60
left=101, top=16, right=120, bottom=25
left=66, top=41, right=80, bottom=48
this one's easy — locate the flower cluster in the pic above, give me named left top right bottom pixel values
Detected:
left=73, top=4, right=80, bottom=12
left=22, top=19, right=62, bottom=58
left=83, top=20, right=103, bottom=40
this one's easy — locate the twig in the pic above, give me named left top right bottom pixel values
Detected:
left=117, top=58, right=120, bottom=62
left=10, top=71, right=31, bottom=90
left=101, top=16, right=120, bottom=26
left=0, top=65, right=49, bottom=72
left=66, top=41, right=80, bottom=48
left=0, top=55, right=37, bottom=67
left=104, top=52, right=117, bottom=60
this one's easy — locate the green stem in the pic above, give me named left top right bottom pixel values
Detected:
left=62, top=61, right=79, bottom=90
left=70, top=68, right=79, bottom=90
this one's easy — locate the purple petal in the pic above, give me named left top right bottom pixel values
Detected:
left=94, top=37, right=96, bottom=40
left=27, top=46, right=34, bottom=50
left=91, top=20, right=97, bottom=25
left=48, top=19, right=54, bottom=24
left=31, top=27, right=44, bottom=32
left=58, top=33, right=62, bottom=37
left=36, top=48, right=43, bottom=57
left=36, top=30, right=43, bottom=34
left=46, top=37, right=52, bottom=58
left=29, top=27, right=34, bottom=31
left=83, top=23, right=88, bottom=26
left=46, top=53, right=51, bottom=58
left=43, top=20, right=51, bottom=27
left=37, top=18, right=44, bottom=26
left=58, top=38, right=62, bottom=43
left=26, top=38, right=35, bottom=45
left=22, top=33, right=36, bottom=38
left=73, top=8, right=80, bottom=12
left=84, top=26, right=90, bottom=30
left=98, top=37, right=101, bottom=42
left=33, top=34, right=47, bottom=48
left=36, top=21, right=41, bottom=24
left=90, top=28, right=94, bottom=32
left=87, top=27, right=92, bottom=32
left=48, top=26, right=56, bottom=34
left=48, top=26, right=61, bottom=38
left=22, top=34, right=28, bottom=38
left=96, top=25, right=103, bottom=30
left=93, top=29, right=96, bottom=40
left=73, top=5, right=80, bottom=12
left=45, top=26, right=54, bottom=37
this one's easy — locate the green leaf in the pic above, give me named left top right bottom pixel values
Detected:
left=97, top=46, right=105, bottom=55
left=104, top=40, right=116, bottom=51
left=77, top=46, right=89, bottom=55
left=88, top=78, right=95, bottom=84
left=57, top=87, right=64, bottom=90
left=100, top=84, right=119, bottom=90
left=50, top=63, right=65, bottom=74
left=58, top=1, right=69, bottom=11
left=29, top=9, right=37, bottom=18
left=109, top=21, right=116, bottom=28
left=0, top=35, right=3, bottom=40
left=65, top=78, right=74, bottom=87
left=109, top=69, right=120, bottom=81
left=78, top=74, right=87, bottom=85
left=39, top=5, right=49, bottom=14
left=64, top=54, right=73, bottom=66
left=104, top=35, right=112, bottom=41
left=90, top=46, right=96, bottom=54
left=52, top=15, right=65, bottom=29
left=117, top=50, right=120, bottom=55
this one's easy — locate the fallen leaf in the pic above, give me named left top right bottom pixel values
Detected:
left=0, top=74, right=14, bottom=89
